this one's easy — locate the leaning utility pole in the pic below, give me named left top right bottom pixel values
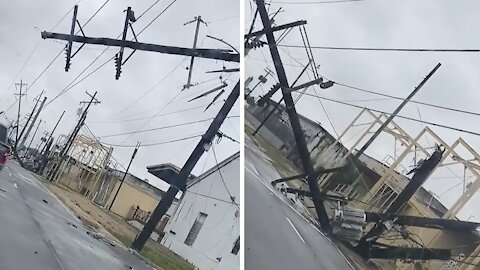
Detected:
left=183, top=16, right=207, bottom=89
left=17, top=91, right=44, bottom=149
left=255, top=0, right=331, bottom=232
left=14, top=79, right=27, bottom=150
left=49, top=92, right=100, bottom=181
left=20, top=95, right=47, bottom=150
left=354, top=63, right=441, bottom=158
left=26, top=120, right=42, bottom=155
left=131, top=81, right=239, bottom=252
left=108, top=142, right=140, bottom=211
left=40, top=111, right=65, bottom=157
left=41, top=5, right=239, bottom=80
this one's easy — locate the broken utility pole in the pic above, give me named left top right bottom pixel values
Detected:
left=356, top=145, right=450, bottom=260
left=255, top=0, right=331, bottom=232
left=355, top=63, right=441, bottom=158
left=131, top=81, right=239, bottom=252
left=41, top=5, right=239, bottom=80
left=49, top=92, right=100, bottom=182
left=108, top=141, right=140, bottom=211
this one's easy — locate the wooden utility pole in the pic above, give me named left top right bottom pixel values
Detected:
left=26, top=119, right=42, bottom=156
left=108, top=142, right=140, bottom=211
left=41, top=5, right=239, bottom=80
left=17, top=91, right=43, bottom=148
left=131, top=81, right=239, bottom=252
left=49, top=92, right=100, bottom=181
left=255, top=0, right=331, bottom=232
left=14, top=79, right=27, bottom=150
left=355, top=63, right=441, bottom=158
left=40, top=111, right=65, bottom=157
left=20, top=95, right=47, bottom=150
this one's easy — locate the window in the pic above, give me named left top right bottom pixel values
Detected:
left=231, top=236, right=240, bottom=255
left=184, top=212, right=207, bottom=246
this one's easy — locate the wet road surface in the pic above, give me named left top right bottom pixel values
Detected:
left=0, top=161, right=153, bottom=270
left=245, top=137, right=354, bottom=270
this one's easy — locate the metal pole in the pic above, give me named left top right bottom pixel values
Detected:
left=256, top=0, right=331, bottom=232
left=355, top=63, right=441, bottom=157
left=108, top=142, right=140, bottom=211
left=131, top=81, right=239, bottom=252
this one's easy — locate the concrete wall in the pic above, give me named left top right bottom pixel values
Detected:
left=105, top=180, right=160, bottom=219
left=162, top=156, right=240, bottom=270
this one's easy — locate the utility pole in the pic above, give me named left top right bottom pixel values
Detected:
left=17, top=91, right=44, bottom=149
left=14, top=79, right=27, bottom=151
left=41, top=5, right=239, bottom=80
left=183, top=16, right=207, bottom=89
left=131, top=81, right=239, bottom=252
left=26, top=119, right=42, bottom=157
left=355, top=63, right=441, bottom=158
left=255, top=0, right=331, bottom=232
left=49, top=92, right=100, bottom=182
left=20, top=95, right=47, bottom=151
left=40, top=111, right=65, bottom=157
left=108, top=142, right=140, bottom=211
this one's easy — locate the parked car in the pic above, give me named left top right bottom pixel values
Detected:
left=0, top=124, right=11, bottom=171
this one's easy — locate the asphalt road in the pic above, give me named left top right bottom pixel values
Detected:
left=245, top=137, right=354, bottom=270
left=0, top=161, right=153, bottom=270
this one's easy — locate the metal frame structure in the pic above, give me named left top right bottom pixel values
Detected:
left=324, top=108, right=480, bottom=268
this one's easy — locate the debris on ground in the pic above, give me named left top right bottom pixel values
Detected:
left=42, top=199, right=48, bottom=204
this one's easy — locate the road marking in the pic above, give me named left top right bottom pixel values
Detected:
left=286, top=217, right=305, bottom=244
left=13, top=182, right=17, bottom=189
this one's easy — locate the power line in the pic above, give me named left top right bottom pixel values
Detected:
left=279, top=44, right=480, bottom=52
left=101, top=134, right=202, bottom=148
left=91, top=102, right=221, bottom=124
left=303, top=92, right=480, bottom=137
left=331, top=81, right=480, bottom=118
left=3, top=1, right=83, bottom=99
left=97, top=118, right=215, bottom=138
left=212, top=144, right=240, bottom=209
left=5, top=0, right=109, bottom=113
left=114, top=57, right=188, bottom=116
left=46, top=0, right=175, bottom=107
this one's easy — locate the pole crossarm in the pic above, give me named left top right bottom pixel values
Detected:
left=365, top=212, right=480, bottom=231
left=41, top=32, right=240, bottom=63
left=245, top=20, right=307, bottom=39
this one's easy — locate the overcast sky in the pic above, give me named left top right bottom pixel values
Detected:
left=246, top=0, right=480, bottom=222
left=0, top=0, right=239, bottom=191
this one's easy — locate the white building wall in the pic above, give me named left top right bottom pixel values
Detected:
left=161, top=156, right=240, bottom=270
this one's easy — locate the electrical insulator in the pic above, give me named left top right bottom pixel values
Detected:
left=114, top=53, right=122, bottom=79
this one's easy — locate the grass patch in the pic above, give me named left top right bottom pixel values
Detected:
left=111, top=232, right=194, bottom=270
